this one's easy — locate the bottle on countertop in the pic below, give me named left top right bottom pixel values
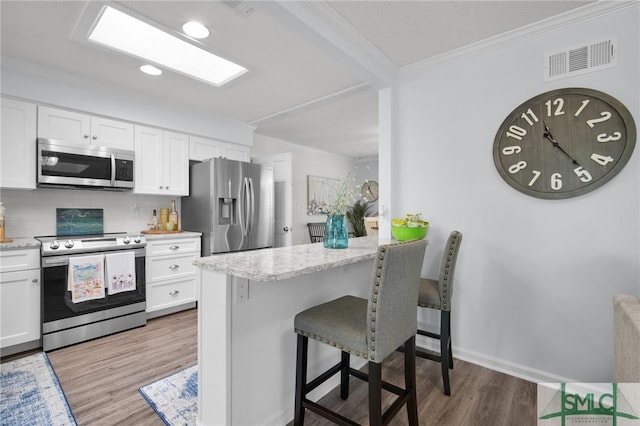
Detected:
left=169, top=200, right=179, bottom=230
left=0, top=202, right=5, bottom=241
left=149, top=209, right=158, bottom=231
left=159, top=208, right=169, bottom=227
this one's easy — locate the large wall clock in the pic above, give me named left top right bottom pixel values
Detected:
left=493, top=88, right=636, bottom=199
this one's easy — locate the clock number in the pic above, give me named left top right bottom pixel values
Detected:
left=528, top=170, right=541, bottom=186
left=590, top=153, right=614, bottom=166
left=508, top=161, right=527, bottom=174
left=545, top=98, right=565, bottom=117
left=506, top=125, right=527, bottom=141
left=574, top=100, right=590, bottom=117
left=550, top=173, right=563, bottom=190
left=520, top=108, right=539, bottom=126
left=597, top=132, right=622, bottom=143
left=586, top=111, right=612, bottom=128
left=502, top=146, right=522, bottom=155
left=573, top=166, right=593, bottom=183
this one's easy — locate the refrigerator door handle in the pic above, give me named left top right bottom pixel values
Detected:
left=241, top=177, right=251, bottom=237
left=247, top=177, right=256, bottom=236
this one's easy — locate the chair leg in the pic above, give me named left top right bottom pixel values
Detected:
left=404, top=336, right=419, bottom=425
left=340, top=351, right=350, bottom=399
left=294, top=334, right=308, bottom=426
left=448, top=311, right=453, bottom=369
left=368, top=361, right=383, bottom=426
left=441, top=311, right=451, bottom=396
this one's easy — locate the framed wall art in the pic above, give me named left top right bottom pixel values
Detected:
left=307, top=175, right=338, bottom=215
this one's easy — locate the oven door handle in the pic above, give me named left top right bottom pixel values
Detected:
left=41, top=248, right=146, bottom=268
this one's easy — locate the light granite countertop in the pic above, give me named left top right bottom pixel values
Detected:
left=140, top=230, right=202, bottom=240
left=194, top=236, right=391, bottom=282
left=0, top=237, right=41, bottom=251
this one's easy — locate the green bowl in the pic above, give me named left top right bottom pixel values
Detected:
left=391, top=225, right=428, bottom=241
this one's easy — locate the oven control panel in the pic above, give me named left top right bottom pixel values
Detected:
left=39, top=234, right=147, bottom=256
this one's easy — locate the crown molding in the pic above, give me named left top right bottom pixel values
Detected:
left=274, top=1, right=398, bottom=88
left=399, top=1, right=638, bottom=79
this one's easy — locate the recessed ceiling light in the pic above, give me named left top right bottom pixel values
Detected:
left=88, top=6, right=247, bottom=87
left=140, top=64, right=162, bottom=76
left=182, top=21, right=210, bottom=39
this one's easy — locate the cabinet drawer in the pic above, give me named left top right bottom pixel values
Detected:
left=147, top=238, right=200, bottom=256
left=147, top=253, right=196, bottom=282
left=0, top=249, right=39, bottom=273
left=146, top=277, right=196, bottom=312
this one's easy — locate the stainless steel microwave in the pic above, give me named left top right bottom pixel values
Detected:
left=37, top=138, right=134, bottom=190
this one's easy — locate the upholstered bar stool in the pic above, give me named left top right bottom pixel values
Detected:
left=416, top=230, right=462, bottom=396
left=294, top=239, right=427, bottom=426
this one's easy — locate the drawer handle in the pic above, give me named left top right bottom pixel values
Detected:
left=169, top=264, right=180, bottom=270
left=169, top=245, right=180, bottom=251
left=32, top=278, right=38, bottom=283
left=169, top=290, right=180, bottom=296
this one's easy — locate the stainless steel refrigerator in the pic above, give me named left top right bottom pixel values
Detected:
left=182, top=157, right=274, bottom=255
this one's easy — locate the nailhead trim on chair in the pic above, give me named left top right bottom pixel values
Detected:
left=368, top=247, right=385, bottom=361
left=294, top=328, right=369, bottom=360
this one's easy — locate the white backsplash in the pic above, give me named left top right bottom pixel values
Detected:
left=0, top=188, right=181, bottom=238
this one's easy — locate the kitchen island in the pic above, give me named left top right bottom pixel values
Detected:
left=194, top=236, right=384, bottom=426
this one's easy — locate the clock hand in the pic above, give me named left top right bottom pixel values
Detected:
left=543, top=122, right=582, bottom=167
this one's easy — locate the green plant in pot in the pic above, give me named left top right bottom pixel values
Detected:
left=346, top=200, right=374, bottom=237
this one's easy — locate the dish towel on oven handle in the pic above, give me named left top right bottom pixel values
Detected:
left=67, top=254, right=106, bottom=303
left=105, top=251, right=136, bottom=295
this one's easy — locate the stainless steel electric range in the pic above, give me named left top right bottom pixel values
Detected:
left=36, top=232, right=147, bottom=351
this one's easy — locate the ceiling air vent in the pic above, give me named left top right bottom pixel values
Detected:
left=222, top=1, right=254, bottom=16
left=544, top=37, right=617, bottom=82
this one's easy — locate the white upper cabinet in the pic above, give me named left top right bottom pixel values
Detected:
left=189, top=135, right=220, bottom=161
left=38, top=106, right=134, bottom=150
left=134, top=125, right=189, bottom=196
left=90, top=116, right=135, bottom=150
left=223, top=143, right=251, bottom=162
left=1, top=97, right=37, bottom=189
left=189, top=135, right=250, bottom=162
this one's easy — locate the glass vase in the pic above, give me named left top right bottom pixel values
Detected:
left=324, top=214, right=349, bottom=249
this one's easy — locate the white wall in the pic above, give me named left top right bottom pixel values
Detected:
left=252, top=134, right=355, bottom=245
left=391, top=5, right=639, bottom=382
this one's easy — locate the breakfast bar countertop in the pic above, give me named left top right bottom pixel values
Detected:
left=194, top=236, right=387, bottom=282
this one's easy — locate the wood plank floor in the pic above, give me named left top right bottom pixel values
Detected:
left=47, top=308, right=198, bottom=426
left=13, top=308, right=536, bottom=425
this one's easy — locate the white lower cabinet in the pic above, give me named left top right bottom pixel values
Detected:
left=0, top=249, right=41, bottom=355
left=146, top=236, right=201, bottom=317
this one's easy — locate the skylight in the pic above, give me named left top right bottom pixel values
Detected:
left=88, top=6, right=247, bottom=87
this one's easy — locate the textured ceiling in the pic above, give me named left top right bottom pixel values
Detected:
left=0, top=1, right=593, bottom=158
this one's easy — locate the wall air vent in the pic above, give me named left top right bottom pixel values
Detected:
left=544, top=37, right=617, bottom=82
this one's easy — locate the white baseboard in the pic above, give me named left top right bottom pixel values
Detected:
left=415, top=334, right=576, bottom=384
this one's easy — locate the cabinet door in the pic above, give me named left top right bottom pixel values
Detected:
left=0, top=269, right=40, bottom=349
left=189, top=135, right=220, bottom=161
left=134, top=125, right=165, bottom=194
left=1, top=98, right=37, bottom=189
left=222, top=143, right=251, bottom=162
left=164, top=131, right=189, bottom=196
left=91, top=117, right=134, bottom=150
left=37, top=106, right=90, bottom=144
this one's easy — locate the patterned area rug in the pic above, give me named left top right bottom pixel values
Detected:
left=0, top=352, right=76, bottom=426
left=139, top=365, right=198, bottom=426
